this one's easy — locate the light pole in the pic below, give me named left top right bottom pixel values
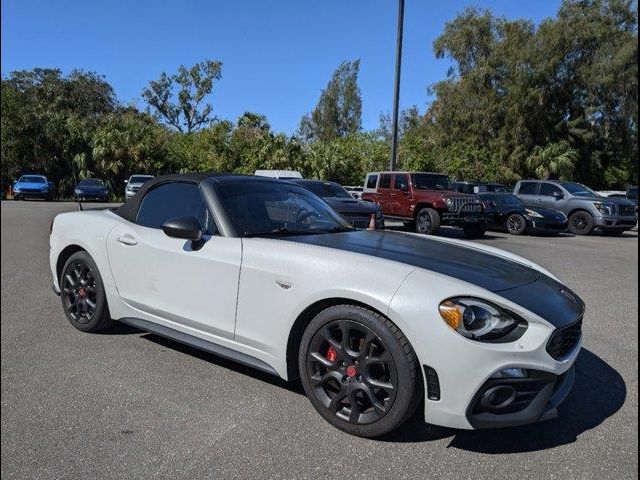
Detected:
left=389, top=0, right=405, bottom=171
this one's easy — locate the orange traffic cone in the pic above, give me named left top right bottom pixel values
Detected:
left=368, top=213, right=376, bottom=230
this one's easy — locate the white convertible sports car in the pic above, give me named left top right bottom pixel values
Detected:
left=50, top=173, right=584, bottom=437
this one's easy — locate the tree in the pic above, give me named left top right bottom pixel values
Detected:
left=299, top=60, right=362, bottom=141
left=142, top=59, right=223, bottom=134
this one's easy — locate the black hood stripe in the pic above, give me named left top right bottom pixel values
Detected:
left=283, top=230, right=583, bottom=327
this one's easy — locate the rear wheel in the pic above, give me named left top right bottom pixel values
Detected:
left=415, top=208, right=440, bottom=235
left=299, top=305, right=420, bottom=438
left=568, top=211, right=594, bottom=235
left=60, top=251, right=112, bottom=332
left=505, top=214, right=527, bottom=235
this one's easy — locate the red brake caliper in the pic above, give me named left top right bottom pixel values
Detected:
left=326, top=346, right=337, bottom=362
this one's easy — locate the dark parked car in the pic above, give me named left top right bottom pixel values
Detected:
left=12, top=175, right=55, bottom=200
left=451, top=181, right=510, bottom=194
left=74, top=178, right=110, bottom=201
left=289, top=179, right=384, bottom=229
left=479, top=193, right=568, bottom=235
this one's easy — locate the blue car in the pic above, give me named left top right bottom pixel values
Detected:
left=74, top=178, right=110, bottom=201
left=12, top=175, right=55, bottom=201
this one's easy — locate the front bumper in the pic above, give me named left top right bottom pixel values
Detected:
left=465, top=365, right=575, bottom=428
left=528, top=219, right=568, bottom=233
left=14, top=189, right=50, bottom=198
left=75, top=192, right=109, bottom=200
left=593, top=214, right=638, bottom=230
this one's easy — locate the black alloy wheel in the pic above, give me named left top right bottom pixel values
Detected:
left=568, top=211, right=594, bottom=236
left=415, top=207, right=440, bottom=235
left=506, top=213, right=527, bottom=235
left=60, top=251, right=112, bottom=332
left=299, top=305, right=420, bottom=437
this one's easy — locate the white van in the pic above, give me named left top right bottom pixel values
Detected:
left=254, top=170, right=303, bottom=180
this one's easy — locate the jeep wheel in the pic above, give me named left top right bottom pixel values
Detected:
left=568, top=211, right=594, bottom=236
left=415, top=208, right=440, bottom=235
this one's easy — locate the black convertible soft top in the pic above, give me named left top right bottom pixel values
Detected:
left=112, top=172, right=285, bottom=223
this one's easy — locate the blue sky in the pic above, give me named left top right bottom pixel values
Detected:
left=2, top=0, right=561, bottom=134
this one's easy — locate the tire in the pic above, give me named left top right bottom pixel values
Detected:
left=403, top=221, right=415, bottom=231
left=13, top=195, right=20, bottom=201
left=462, top=224, right=487, bottom=239
left=60, top=251, right=113, bottom=332
left=505, top=214, right=527, bottom=235
left=568, top=211, right=594, bottom=236
left=299, top=305, right=421, bottom=438
left=602, top=229, right=625, bottom=236
left=415, top=207, right=440, bottom=235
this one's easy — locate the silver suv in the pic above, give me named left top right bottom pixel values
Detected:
left=124, top=174, right=154, bottom=200
left=513, top=180, right=637, bottom=236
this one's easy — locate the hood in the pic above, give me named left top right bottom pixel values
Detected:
left=15, top=181, right=48, bottom=189
left=526, top=206, right=567, bottom=220
left=572, top=195, right=635, bottom=207
left=282, top=230, right=584, bottom=327
left=283, top=230, right=539, bottom=292
left=76, top=184, right=108, bottom=192
left=322, top=197, right=378, bottom=214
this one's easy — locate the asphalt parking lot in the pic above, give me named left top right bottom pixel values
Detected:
left=1, top=200, right=637, bottom=480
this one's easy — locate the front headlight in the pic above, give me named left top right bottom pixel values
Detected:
left=445, top=198, right=453, bottom=208
left=438, top=297, right=527, bottom=342
left=74, top=189, right=82, bottom=194
left=524, top=208, right=543, bottom=219
left=593, top=201, right=615, bottom=216
left=13, top=186, right=20, bottom=192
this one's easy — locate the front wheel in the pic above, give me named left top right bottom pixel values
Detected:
left=299, top=305, right=421, bottom=438
left=568, top=211, right=594, bottom=235
left=60, top=251, right=113, bottom=332
left=415, top=207, right=440, bottom=235
left=505, top=214, right=527, bottom=235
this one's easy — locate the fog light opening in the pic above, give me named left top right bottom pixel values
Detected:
left=491, top=368, right=528, bottom=379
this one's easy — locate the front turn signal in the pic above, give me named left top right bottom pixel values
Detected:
left=438, top=301, right=462, bottom=329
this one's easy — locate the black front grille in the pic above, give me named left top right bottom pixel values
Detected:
left=546, top=318, right=582, bottom=360
left=618, top=204, right=636, bottom=216
left=447, top=196, right=483, bottom=214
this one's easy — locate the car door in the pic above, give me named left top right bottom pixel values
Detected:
left=538, top=182, right=566, bottom=210
left=376, top=173, right=393, bottom=214
left=516, top=181, right=541, bottom=206
left=107, top=181, right=241, bottom=339
left=390, top=173, right=411, bottom=216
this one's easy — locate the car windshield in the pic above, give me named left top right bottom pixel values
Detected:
left=628, top=187, right=638, bottom=199
left=560, top=182, right=598, bottom=197
left=412, top=173, right=451, bottom=190
left=18, top=176, right=45, bottom=183
left=299, top=182, right=352, bottom=199
left=79, top=179, right=104, bottom=187
left=483, top=194, right=524, bottom=206
left=217, top=181, right=353, bottom=237
left=130, top=176, right=153, bottom=183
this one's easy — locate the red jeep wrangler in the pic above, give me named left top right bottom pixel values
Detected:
left=361, top=171, right=487, bottom=238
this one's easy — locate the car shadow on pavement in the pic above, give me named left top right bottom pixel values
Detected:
left=381, top=349, right=626, bottom=452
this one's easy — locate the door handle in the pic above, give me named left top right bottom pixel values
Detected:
left=116, top=235, right=138, bottom=246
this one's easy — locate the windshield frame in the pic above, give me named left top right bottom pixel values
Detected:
left=78, top=178, right=105, bottom=187
left=411, top=173, right=452, bottom=191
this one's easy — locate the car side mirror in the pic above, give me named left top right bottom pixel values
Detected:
left=553, top=192, right=565, bottom=200
left=162, top=216, right=203, bottom=243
